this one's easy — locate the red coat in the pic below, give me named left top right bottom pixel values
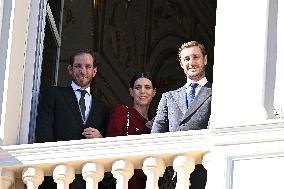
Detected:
left=107, top=104, right=150, bottom=189
left=107, top=104, right=150, bottom=136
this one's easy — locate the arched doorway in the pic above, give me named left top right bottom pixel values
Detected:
left=56, top=0, right=216, bottom=108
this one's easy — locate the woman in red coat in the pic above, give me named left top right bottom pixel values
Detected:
left=107, top=72, right=156, bottom=189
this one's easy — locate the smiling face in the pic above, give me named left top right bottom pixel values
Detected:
left=68, top=53, right=97, bottom=89
left=180, top=46, right=207, bottom=82
left=129, top=77, right=156, bottom=107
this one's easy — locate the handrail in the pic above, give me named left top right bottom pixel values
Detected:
left=0, top=130, right=210, bottom=177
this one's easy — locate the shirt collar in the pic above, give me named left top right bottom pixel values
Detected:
left=186, top=77, right=208, bottom=89
left=71, top=81, right=91, bottom=95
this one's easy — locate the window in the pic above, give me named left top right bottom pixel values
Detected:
left=29, top=0, right=64, bottom=143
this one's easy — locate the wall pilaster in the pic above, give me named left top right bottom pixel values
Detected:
left=211, top=0, right=277, bottom=128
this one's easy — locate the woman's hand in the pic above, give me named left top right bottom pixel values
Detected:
left=145, top=117, right=155, bottom=129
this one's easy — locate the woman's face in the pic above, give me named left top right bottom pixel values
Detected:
left=129, top=77, right=156, bottom=107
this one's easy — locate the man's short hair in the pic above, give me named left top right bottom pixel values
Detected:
left=178, top=41, right=207, bottom=62
left=69, top=49, right=97, bottom=67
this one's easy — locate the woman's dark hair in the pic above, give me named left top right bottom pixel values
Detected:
left=129, top=72, right=156, bottom=89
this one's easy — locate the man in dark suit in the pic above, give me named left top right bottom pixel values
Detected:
left=151, top=41, right=211, bottom=189
left=35, top=49, right=110, bottom=188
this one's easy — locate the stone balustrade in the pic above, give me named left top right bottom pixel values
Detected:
left=2, top=120, right=284, bottom=189
left=0, top=130, right=210, bottom=189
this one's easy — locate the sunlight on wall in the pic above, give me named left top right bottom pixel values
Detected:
left=274, top=0, right=284, bottom=119
left=233, top=157, right=284, bottom=189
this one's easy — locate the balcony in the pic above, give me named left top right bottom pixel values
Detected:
left=0, top=129, right=210, bottom=189
left=2, top=120, right=284, bottom=189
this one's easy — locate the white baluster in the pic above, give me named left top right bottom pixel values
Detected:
left=202, top=153, right=210, bottom=171
left=142, top=157, right=165, bottom=189
left=173, top=155, right=195, bottom=189
left=112, top=159, right=134, bottom=189
left=202, top=153, right=210, bottom=189
left=53, top=165, right=75, bottom=189
left=22, top=167, right=44, bottom=189
left=82, top=162, right=104, bottom=189
left=0, top=169, right=15, bottom=189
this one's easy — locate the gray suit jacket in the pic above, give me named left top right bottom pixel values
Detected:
left=151, top=82, right=212, bottom=133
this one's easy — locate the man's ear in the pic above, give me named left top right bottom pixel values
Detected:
left=92, top=67, right=97, bottom=77
left=179, top=60, right=183, bottom=67
left=204, top=55, right=208, bottom=65
left=67, top=65, right=72, bottom=75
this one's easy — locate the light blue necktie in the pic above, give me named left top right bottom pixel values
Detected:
left=187, top=83, right=198, bottom=108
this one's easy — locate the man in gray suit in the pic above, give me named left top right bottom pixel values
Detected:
left=151, top=41, right=211, bottom=189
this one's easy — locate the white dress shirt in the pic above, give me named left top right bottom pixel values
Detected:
left=71, top=81, right=92, bottom=123
left=186, top=77, right=208, bottom=97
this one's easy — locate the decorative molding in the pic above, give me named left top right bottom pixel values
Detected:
left=46, top=3, right=61, bottom=46
left=211, top=120, right=284, bottom=146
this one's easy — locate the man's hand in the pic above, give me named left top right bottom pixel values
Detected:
left=82, top=127, right=103, bottom=139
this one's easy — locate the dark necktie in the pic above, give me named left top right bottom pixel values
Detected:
left=78, top=89, right=87, bottom=121
left=187, top=83, right=199, bottom=108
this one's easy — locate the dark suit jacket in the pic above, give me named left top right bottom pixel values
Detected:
left=35, top=86, right=110, bottom=142
left=35, top=86, right=110, bottom=189
left=151, top=82, right=212, bottom=133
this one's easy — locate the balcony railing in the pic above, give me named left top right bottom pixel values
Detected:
left=0, top=130, right=210, bottom=189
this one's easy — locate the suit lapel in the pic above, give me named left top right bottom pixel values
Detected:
left=181, top=83, right=212, bottom=123
left=62, top=86, right=85, bottom=127
left=172, top=85, right=187, bottom=115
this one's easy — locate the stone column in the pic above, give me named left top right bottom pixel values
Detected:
left=82, top=162, right=104, bottom=189
left=22, top=167, right=44, bottom=189
left=112, top=160, right=134, bottom=189
left=274, top=0, right=284, bottom=118
left=142, top=157, right=165, bottom=189
left=173, top=155, right=196, bottom=189
left=53, top=165, right=75, bottom=189
left=211, top=0, right=277, bottom=128
left=0, top=169, right=14, bottom=189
